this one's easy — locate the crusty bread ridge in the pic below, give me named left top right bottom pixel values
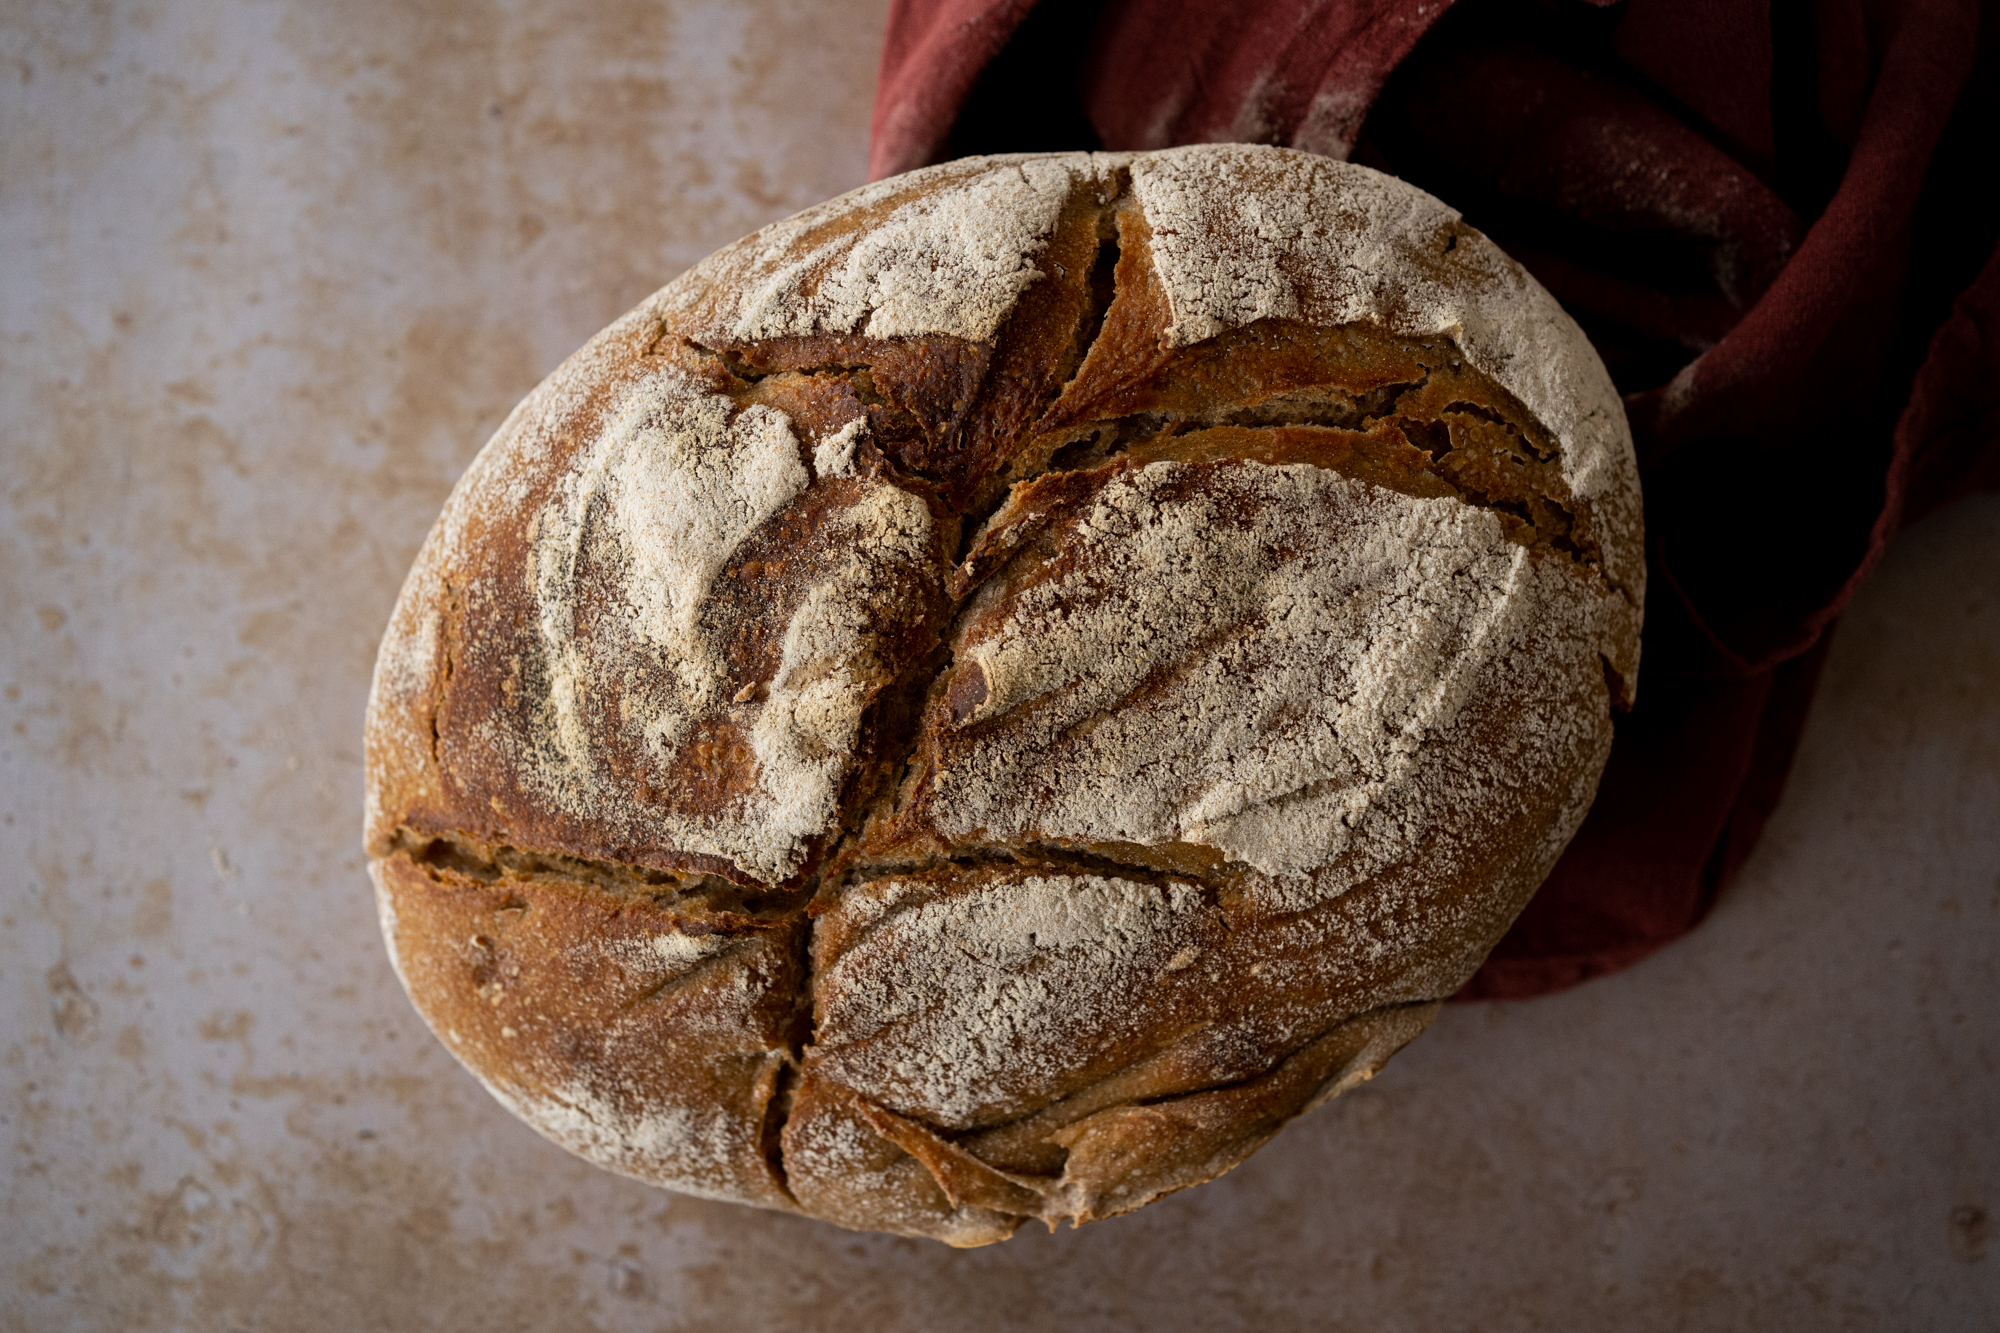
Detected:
left=364, top=145, right=1644, bottom=1245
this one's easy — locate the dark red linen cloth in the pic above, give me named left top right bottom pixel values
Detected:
left=869, top=0, right=2000, bottom=999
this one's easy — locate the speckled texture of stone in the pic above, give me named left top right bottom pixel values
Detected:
left=1, top=1, right=1995, bottom=1328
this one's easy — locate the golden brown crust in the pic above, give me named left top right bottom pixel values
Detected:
left=364, top=147, right=1645, bottom=1244
left=372, top=849, right=804, bottom=1209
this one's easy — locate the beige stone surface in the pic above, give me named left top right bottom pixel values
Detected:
left=1, top=1, right=1995, bottom=1328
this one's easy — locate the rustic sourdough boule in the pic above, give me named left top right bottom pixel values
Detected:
left=364, top=145, right=1644, bottom=1245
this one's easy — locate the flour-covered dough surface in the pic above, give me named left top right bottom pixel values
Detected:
left=364, top=146, right=1644, bottom=1246
left=911, top=459, right=1607, bottom=893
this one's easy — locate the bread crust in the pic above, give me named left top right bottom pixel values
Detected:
left=365, top=146, right=1644, bottom=1243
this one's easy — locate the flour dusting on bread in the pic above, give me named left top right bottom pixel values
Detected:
left=748, top=481, right=935, bottom=853
left=497, top=1077, right=752, bottom=1203
left=522, top=367, right=939, bottom=883
left=931, top=460, right=1553, bottom=882
left=722, top=156, right=1079, bottom=344
left=812, top=416, right=867, bottom=478
left=533, top=369, right=809, bottom=767
left=815, top=873, right=1209, bottom=1126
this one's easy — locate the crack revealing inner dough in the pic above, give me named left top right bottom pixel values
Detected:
left=1128, top=146, right=1618, bottom=506
left=1124, top=145, right=1641, bottom=603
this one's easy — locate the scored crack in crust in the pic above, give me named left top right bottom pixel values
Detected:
left=363, top=145, right=1645, bottom=1246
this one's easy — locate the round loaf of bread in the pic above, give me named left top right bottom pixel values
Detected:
left=365, top=145, right=1643, bottom=1246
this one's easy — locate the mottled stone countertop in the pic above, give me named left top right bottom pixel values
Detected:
left=2, top=3, right=1994, bottom=1329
